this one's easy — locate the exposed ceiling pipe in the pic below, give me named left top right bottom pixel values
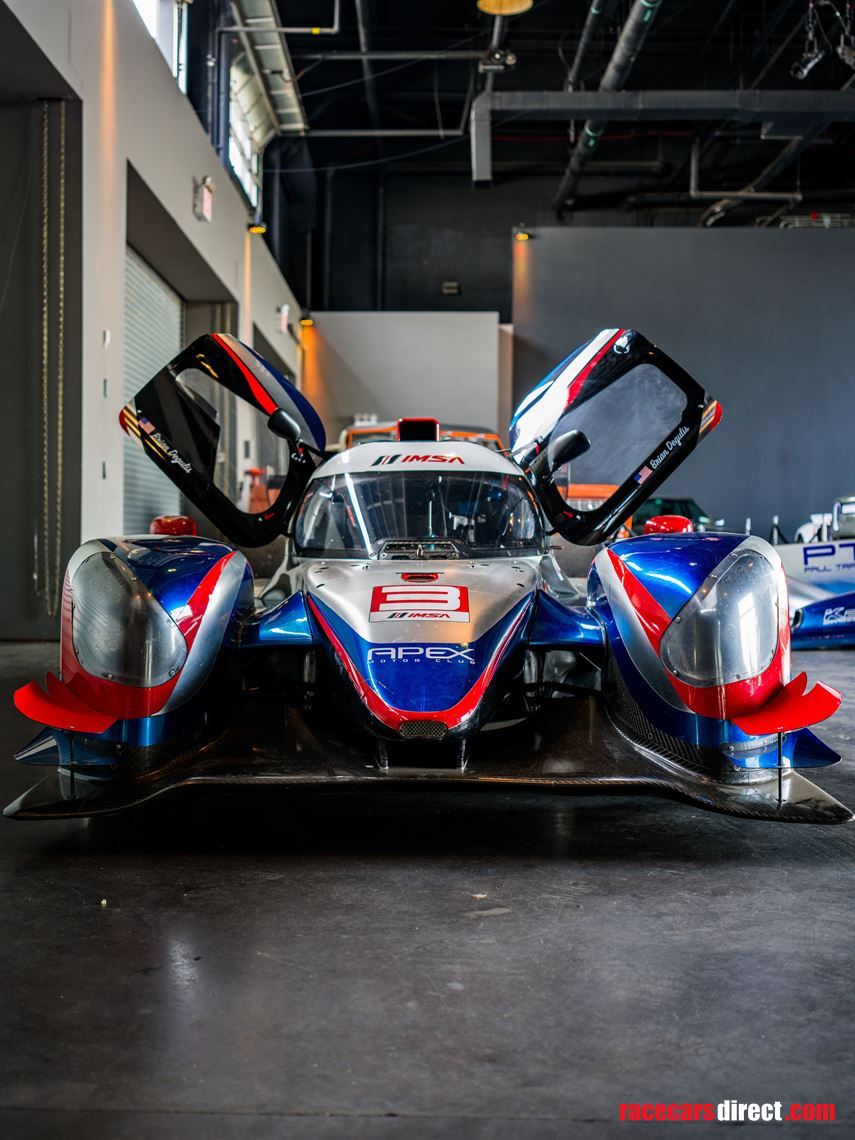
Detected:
left=458, top=66, right=477, bottom=135
left=689, top=139, right=802, bottom=204
left=353, top=0, right=383, bottom=136
left=566, top=0, right=617, bottom=91
left=484, top=17, right=507, bottom=95
left=552, top=0, right=663, bottom=216
left=700, top=126, right=822, bottom=225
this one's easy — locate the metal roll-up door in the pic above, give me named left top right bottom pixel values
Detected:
left=123, top=247, right=184, bottom=533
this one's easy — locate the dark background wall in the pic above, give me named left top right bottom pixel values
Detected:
left=318, top=170, right=687, bottom=320
left=511, top=227, right=855, bottom=538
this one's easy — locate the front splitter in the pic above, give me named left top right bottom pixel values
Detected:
left=5, top=699, right=852, bottom=824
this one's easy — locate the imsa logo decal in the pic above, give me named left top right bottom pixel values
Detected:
left=372, top=454, right=465, bottom=466
left=369, top=583, right=470, bottom=623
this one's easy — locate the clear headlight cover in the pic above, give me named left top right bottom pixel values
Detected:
left=71, top=552, right=187, bottom=687
left=659, top=549, right=781, bottom=687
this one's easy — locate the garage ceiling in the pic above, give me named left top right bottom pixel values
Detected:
left=275, top=0, right=855, bottom=220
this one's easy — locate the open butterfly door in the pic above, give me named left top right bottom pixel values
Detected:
left=120, top=333, right=326, bottom=547
left=510, top=328, right=721, bottom=546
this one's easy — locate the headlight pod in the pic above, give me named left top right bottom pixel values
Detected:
left=71, top=552, right=187, bottom=687
left=659, top=548, right=781, bottom=687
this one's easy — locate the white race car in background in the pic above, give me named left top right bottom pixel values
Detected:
left=771, top=495, right=855, bottom=648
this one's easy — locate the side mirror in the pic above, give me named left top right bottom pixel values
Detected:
left=530, top=429, right=591, bottom=479
left=268, top=408, right=302, bottom=442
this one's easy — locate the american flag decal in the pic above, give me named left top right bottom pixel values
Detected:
left=634, top=465, right=652, bottom=485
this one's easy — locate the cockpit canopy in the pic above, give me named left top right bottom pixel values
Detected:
left=294, top=471, right=544, bottom=559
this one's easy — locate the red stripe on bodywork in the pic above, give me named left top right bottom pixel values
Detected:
left=307, top=593, right=531, bottom=732
left=607, top=548, right=671, bottom=651
left=175, top=552, right=238, bottom=649
left=212, top=333, right=277, bottom=416
left=699, top=399, right=723, bottom=438
left=668, top=640, right=788, bottom=721
left=564, top=329, right=625, bottom=410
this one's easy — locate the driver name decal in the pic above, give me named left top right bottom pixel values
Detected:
left=147, top=429, right=192, bottom=473
left=369, top=584, right=470, bottom=622
left=648, top=424, right=690, bottom=471
left=125, top=408, right=193, bottom=473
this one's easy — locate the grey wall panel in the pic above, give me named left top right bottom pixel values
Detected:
left=306, top=312, right=501, bottom=440
left=123, top=248, right=183, bottom=534
left=512, top=228, right=855, bottom=537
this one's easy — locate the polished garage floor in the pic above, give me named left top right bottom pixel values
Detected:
left=0, top=644, right=853, bottom=1139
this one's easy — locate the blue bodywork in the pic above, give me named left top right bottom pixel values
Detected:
left=16, top=682, right=221, bottom=767
left=604, top=532, right=745, bottom=617
left=308, top=591, right=536, bottom=714
left=242, top=591, right=314, bottom=647
left=527, top=592, right=604, bottom=648
left=590, top=540, right=839, bottom=770
left=508, top=340, right=589, bottom=450
left=244, top=342, right=326, bottom=452
left=103, top=536, right=253, bottom=622
left=792, top=588, right=855, bottom=650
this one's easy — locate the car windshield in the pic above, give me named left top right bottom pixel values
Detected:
left=635, top=497, right=707, bottom=523
left=294, top=471, right=544, bottom=558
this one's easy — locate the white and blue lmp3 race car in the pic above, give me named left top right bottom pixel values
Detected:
left=6, top=328, right=850, bottom=823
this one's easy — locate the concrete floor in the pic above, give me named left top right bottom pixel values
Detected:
left=0, top=643, right=853, bottom=1139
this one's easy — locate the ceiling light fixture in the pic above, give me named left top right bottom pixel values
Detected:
left=477, top=0, right=533, bottom=16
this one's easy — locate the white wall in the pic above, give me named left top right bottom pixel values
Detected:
left=249, top=234, right=301, bottom=368
left=302, top=312, right=502, bottom=441
left=5, top=0, right=302, bottom=539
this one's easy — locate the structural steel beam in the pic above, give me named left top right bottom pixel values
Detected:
left=470, top=90, right=855, bottom=184
left=296, top=50, right=485, bottom=61
left=310, top=128, right=464, bottom=137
